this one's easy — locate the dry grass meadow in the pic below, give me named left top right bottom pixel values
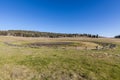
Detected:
left=0, top=36, right=120, bottom=80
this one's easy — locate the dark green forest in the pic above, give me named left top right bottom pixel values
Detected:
left=0, top=30, right=99, bottom=38
left=114, top=35, right=120, bottom=38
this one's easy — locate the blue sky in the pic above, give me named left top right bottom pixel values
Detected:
left=0, top=0, right=120, bottom=37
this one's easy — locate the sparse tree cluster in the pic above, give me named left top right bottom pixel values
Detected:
left=0, top=30, right=99, bottom=38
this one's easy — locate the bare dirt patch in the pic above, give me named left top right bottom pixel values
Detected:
left=27, top=42, right=73, bottom=47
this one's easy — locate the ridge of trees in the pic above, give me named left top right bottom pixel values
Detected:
left=0, top=30, right=99, bottom=38
left=114, top=35, right=120, bottom=38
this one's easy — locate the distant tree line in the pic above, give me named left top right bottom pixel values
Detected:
left=0, top=30, right=99, bottom=38
left=114, top=35, right=120, bottom=38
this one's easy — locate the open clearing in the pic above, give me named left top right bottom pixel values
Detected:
left=0, top=36, right=120, bottom=80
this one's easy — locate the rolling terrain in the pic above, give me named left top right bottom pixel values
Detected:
left=0, top=36, right=120, bottom=80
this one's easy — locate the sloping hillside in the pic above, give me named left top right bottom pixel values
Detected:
left=0, top=30, right=99, bottom=38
